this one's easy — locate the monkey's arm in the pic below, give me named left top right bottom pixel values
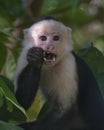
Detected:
left=15, top=47, right=43, bottom=110
left=73, top=52, right=104, bottom=129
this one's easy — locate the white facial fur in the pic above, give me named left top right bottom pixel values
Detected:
left=14, top=19, right=78, bottom=117
left=23, top=20, right=73, bottom=66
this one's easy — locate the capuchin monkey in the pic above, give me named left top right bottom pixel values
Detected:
left=14, top=16, right=104, bottom=130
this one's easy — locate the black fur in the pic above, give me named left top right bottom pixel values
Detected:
left=73, top=52, right=104, bottom=129
left=15, top=47, right=43, bottom=109
left=36, top=16, right=58, bottom=23
left=16, top=51, right=104, bottom=130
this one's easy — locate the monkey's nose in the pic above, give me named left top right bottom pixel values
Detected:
left=46, top=45, right=54, bottom=50
left=43, top=45, right=55, bottom=51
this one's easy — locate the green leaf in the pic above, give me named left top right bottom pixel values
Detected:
left=0, top=8, right=13, bottom=29
left=0, top=31, right=12, bottom=44
left=27, top=90, right=45, bottom=121
left=78, top=43, right=104, bottom=73
left=0, top=75, right=14, bottom=91
left=0, top=86, right=4, bottom=97
left=78, top=43, right=104, bottom=96
left=0, top=16, right=12, bottom=29
left=5, top=51, right=17, bottom=80
left=37, top=102, right=50, bottom=120
left=0, top=121, right=23, bottom=130
left=0, top=44, right=7, bottom=71
left=0, top=77, right=27, bottom=117
left=0, top=0, right=24, bottom=17
left=0, top=95, right=4, bottom=108
left=0, top=102, right=26, bottom=122
left=0, top=77, right=27, bottom=122
left=6, top=100, right=14, bottom=112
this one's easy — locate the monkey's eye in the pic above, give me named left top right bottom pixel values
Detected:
left=39, top=36, right=47, bottom=41
left=53, top=35, right=60, bottom=41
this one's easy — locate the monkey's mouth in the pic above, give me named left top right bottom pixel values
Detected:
left=43, top=52, right=56, bottom=63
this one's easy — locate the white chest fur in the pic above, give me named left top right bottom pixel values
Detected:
left=40, top=54, right=78, bottom=113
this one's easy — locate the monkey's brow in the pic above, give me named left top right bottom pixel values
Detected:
left=51, top=31, right=61, bottom=35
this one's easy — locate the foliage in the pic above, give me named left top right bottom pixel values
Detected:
left=78, top=43, right=104, bottom=95
left=0, top=0, right=104, bottom=129
left=0, top=121, right=23, bottom=130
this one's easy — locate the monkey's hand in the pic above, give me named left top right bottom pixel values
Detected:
left=27, top=47, right=44, bottom=68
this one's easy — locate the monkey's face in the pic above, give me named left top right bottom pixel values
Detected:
left=24, top=20, right=72, bottom=66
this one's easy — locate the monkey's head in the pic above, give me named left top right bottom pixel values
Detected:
left=23, top=17, right=73, bottom=66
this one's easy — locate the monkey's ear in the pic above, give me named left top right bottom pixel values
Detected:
left=66, top=26, right=73, bottom=50
left=23, top=29, right=30, bottom=46
left=66, top=27, right=72, bottom=32
left=66, top=27, right=72, bottom=38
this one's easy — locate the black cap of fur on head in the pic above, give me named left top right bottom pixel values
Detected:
left=36, top=16, right=58, bottom=23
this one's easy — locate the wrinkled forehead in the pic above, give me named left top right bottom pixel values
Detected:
left=29, top=20, right=67, bottom=34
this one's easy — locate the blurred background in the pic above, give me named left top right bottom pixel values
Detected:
left=0, top=0, right=104, bottom=129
